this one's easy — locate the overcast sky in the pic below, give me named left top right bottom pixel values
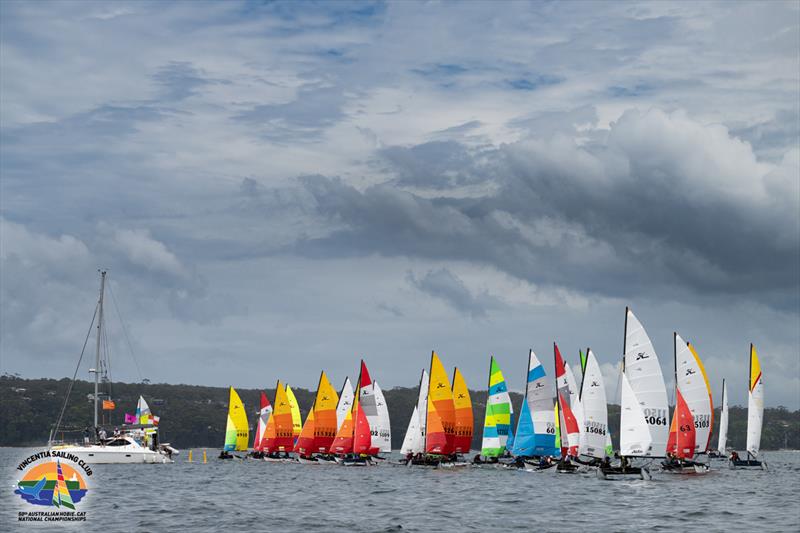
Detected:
left=1, top=1, right=798, bottom=409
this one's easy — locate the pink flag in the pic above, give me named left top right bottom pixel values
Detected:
left=124, top=413, right=137, bottom=424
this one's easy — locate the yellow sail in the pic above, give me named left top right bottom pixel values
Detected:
left=223, top=387, right=249, bottom=451
left=452, top=367, right=473, bottom=453
left=750, top=344, right=762, bottom=392
left=427, top=351, right=455, bottom=453
left=286, top=384, right=303, bottom=439
left=314, top=371, right=339, bottom=449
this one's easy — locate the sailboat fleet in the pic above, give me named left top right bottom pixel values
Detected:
left=216, top=306, right=768, bottom=475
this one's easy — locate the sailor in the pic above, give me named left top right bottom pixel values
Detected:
left=113, top=427, right=121, bottom=437
left=98, top=427, right=107, bottom=442
left=83, top=427, right=91, bottom=444
left=730, top=450, right=739, bottom=462
left=219, top=450, right=232, bottom=459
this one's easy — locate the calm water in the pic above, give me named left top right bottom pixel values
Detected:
left=3, top=448, right=799, bottom=532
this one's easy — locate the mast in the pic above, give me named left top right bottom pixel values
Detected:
left=93, top=270, right=106, bottom=429
left=424, top=351, right=434, bottom=451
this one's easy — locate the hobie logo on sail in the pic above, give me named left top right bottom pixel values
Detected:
left=14, top=451, right=91, bottom=522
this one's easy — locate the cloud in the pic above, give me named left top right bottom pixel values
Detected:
left=407, top=267, right=504, bottom=318
left=109, top=227, right=186, bottom=278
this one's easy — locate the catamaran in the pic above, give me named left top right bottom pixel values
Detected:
left=477, top=356, right=514, bottom=466
left=359, top=361, right=392, bottom=457
left=412, top=351, right=459, bottom=467
left=574, top=349, right=610, bottom=470
left=730, top=345, right=767, bottom=470
left=400, top=369, right=429, bottom=461
left=49, top=271, right=176, bottom=464
left=220, top=386, right=249, bottom=459
left=510, top=350, right=558, bottom=470
left=554, top=343, right=581, bottom=473
left=250, top=391, right=273, bottom=458
left=600, top=308, right=668, bottom=480
left=331, top=360, right=376, bottom=466
left=262, top=380, right=295, bottom=461
left=294, top=371, right=339, bottom=463
left=663, top=333, right=713, bottom=473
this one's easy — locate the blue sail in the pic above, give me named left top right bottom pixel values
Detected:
left=512, top=350, right=559, bottom=457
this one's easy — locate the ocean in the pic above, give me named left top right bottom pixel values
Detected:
left=3, top=448, right=799, bottom=532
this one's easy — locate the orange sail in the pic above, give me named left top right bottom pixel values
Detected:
left=426, top=351, right=455, bottom=454
left=294, top=401, right=316, bottom=455
left=452, top=367, right=473, bottom=454
left=331, top=409, right=354, bottom=454
left=313, top=371, right=339, bottom=453
left=264, top=380, right=294, bottom=453
left=425, top=394, right=448, bottom=454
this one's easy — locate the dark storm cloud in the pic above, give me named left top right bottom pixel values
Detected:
left=297, top=108, right=799, bottom=310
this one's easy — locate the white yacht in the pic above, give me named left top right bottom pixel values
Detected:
left=48, top=271, right=177, bottom=464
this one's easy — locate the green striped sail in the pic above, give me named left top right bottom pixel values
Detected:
left=480, top=356, right=512, bottom=457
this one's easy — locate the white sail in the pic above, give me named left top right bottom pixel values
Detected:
left=717, top=379, right=728, bottom=455
left=400, top=406, right=421, bottom=455
left=746, top=345, right=764, bottom=457
left=624, top=308, right=669, bottom=456
left=579, top=349, right=608, bottom=459
left=620, top=371, right=652, bottom=456
left=336, top=377, right=354, bottom=431
left=674, top=335, right=714, bottom=453
left=527, top=350, right=557, bottom=441
left=372, top=382, right=392, bottom=452
left=417, top=369, right=429, bottom=445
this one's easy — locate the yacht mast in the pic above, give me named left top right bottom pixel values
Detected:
left=93, top=270, right=106, bottom=429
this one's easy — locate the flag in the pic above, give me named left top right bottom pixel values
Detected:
left=102, top=400, right=116, bottom=410
left=124, top=413, right=137, bottom=424
left=151, top=415, right=160, bottom=426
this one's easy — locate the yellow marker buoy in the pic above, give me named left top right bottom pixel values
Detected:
left=188, top=449, right=193, bottom=462
left=203, top=449, right=207, bottom=464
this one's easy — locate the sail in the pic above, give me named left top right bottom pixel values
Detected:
left=294, top=401, right=316, bottom=455
left=359, top=361, right=391, bottom=453
left=331, top=407, right=354, bottom=454
left=579, top=350, right=588, bottom=375
left=417, top=369, right=429, bottom=447
left=402, top=369, right=428, bottom=455
left=265, top=381, right=294, bottom=453
left=372, top=382, right=392, bottom=453
left=481, top=356, right=513, bottom=457
left=620, top=372, right=652, bottom=456
left=746, top=344, right=764, bottom=457
left=512, top=350, right=557, bottom=457
left=668, top=388, right=696, bottom=459
left=717, top=379, right=728, bottom=455
left=336, top=378, right=354, bottom=431
left=565, top=361, right=584, bottom=452
left=313, top=371, right=339, bottom=453
left=401, top=406, right=422, bottom=455
left=352, top=368, right=373, bottom=455
left=427, top=351, right=455, bottom=454
left=285, top=385, right=302, bottom=441
left=671, top=335, right=714, bottom=453
left=578, top=349, right=608, bottom=459
left=52, top=461, right=75, bottom=510
left=425, top=394, right=448, bottom=454
left=253, top=391, right=273, bottom=452
left=223, top=387, right=249, bottom=452
left=623, top=308, right=669, bottom=456
left=136, top=396, right=152, bottom=425
left=554, top=403, right=560, bottom=451
left=452, top=368, right=473, bottom=454
left=605, top=431, right=613, bottom=457
left=554, top=344, right=580, bottom=456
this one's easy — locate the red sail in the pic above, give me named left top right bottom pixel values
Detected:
left=667, top=389, right=696, bottom=459
left=353, top=403, right=372, bottom=454
left=554, top=344, right=579, bottom=456
left=425, top=400, right=449, bottom=454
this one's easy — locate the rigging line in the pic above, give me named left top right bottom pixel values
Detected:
left=51, top=302, right=98, bottom=444
left=107, top=280, right=144, bottom=382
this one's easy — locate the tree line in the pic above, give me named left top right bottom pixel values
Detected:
left=2, top=375, right=797, bottom=451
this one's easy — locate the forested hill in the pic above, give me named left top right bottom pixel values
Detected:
left=2, top=375, right=798, bottom=451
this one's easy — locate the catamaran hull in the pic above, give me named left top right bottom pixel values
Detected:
left=730, top=459, right=767, bottom=470
left=598, top=466, right=651, bottom=480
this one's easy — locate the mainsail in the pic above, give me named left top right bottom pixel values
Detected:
left=668, top=334, right=714, bottom=454
left=717, top=379, right=728, bottom=455
left=294, top=401, right=316, bottom=455
left=223, top=386, right=249, bottom=452
left=313, top=371, right=339, bottom=453
left=253, top=391, right=273, bottom=452
left=359, top=361, right=391, bottom=453
left=746, top=344, right=764, bottom=457
left=670, top=388, right=696, bottom=459
left=622, top=307, right=669, bottom=457
left=352, top=366, right=372, bottom=455
left=452, top=367, right=473, bottom=454
left=554, top=344, right=580, bottom=457
left=578, top=349, right=608, bottom=459
left=336, top=377, right=354, bottom=431
left=512, top=349, right=558, bottom=457
left=426, top=351, right=455, bottom=454
left=285, top=384, right=302, bottom=442
left=265, top=381, right=294, bottom=453
left=481, top=356, right=513, bottom=457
